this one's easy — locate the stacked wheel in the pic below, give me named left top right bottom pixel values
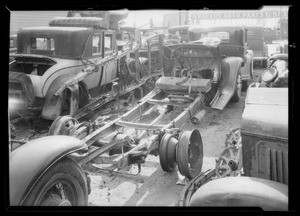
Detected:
left=159, top=129, right=204, bottom=180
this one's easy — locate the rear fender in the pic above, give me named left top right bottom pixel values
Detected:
left=9, top=72, right=35, bottom=106
left=9, top=135, right=87, bottom=206
left=189, top=176, right=288, bottom=211
left=41, top=74, right=86, bottom=120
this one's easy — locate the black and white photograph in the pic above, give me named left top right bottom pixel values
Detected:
left=7, top=5, right=292, bottom=210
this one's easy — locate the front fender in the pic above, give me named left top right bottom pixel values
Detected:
left=9, top=135, right=87, bottom=206
left=220, top=57, right=243, bottom=94
left=189, top=176, right=288, bottom=211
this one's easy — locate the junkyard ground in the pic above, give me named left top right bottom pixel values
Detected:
left=86, top=68, right=265, bottom=206
left=11, top=68, right=265, bottom=206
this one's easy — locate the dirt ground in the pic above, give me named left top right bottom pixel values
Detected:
left=86, top=68, right=265, bottom=207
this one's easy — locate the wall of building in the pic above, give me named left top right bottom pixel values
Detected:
left=10, top=11, right=68, bottom=35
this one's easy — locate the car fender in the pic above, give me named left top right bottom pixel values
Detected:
left=41, top=74, right=87, bottom=120
left=221, top=56, right=243, bottom=91
left=189, top=176, right=288, bottom=211
left=9, top=135, right=87, bottom=206
left=9, top=72, right=35, bottom=106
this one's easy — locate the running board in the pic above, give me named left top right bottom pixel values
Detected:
left=210, top=90, right=232, bottom=110
left=210, top=93, right=232, bottom=110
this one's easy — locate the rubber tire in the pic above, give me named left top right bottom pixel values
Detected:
left=23, top=157, right=88, bottom=206
left=241, top=80, right=249, bottom=92
left=159, top=133, right=176, bottom=172
left=231, top=73, right=242, bottom=103
left=262, top=59, right=268, bottom=68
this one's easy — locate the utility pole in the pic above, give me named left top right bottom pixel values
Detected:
left=280, top=6, right=283, bottom=40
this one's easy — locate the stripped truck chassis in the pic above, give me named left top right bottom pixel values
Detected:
left=51, top=87, right=207, bottom=180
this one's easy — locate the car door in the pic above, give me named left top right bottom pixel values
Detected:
left=100, top=33, right=118, bottom=86
left=83, top=33, right=103, bottom=89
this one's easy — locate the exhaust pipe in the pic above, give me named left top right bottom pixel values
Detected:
left=191, top=109, right=207, bottom=125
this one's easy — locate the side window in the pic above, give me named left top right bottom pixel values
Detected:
left=92, top=34, right=101, bottom=56
left=30, top=38, right=54, bottom=51
left=104, top=34, right=113, bottom=52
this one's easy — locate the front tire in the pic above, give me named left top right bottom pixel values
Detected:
left=23, top=157, right=88, bottom=206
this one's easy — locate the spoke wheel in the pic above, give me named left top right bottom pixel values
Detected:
left=215, top=128, right=242, bottom=178
left=159, top=133, right=178, bottom=172
left=48, top=115, right=79, bottom=136
left=176, top=129, right=203, bottom=180
left=23, top=158, right=87, bottom=206
left=162, top=44, right=183, bottom=60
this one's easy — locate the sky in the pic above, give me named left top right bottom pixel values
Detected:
left=122, top=10, right=177, bottom=28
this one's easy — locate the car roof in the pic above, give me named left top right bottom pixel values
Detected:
left=189, top=26, right=245, bottom=32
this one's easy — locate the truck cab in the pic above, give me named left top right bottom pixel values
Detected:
left=188, top=26, right=254, bottom=91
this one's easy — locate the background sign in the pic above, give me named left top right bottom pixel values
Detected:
left=190, top=10, right=288, bottom=20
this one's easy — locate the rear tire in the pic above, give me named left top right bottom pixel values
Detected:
left=262, top=59, right=268, bottom=68
left=231, top=74, right=242, bottom=103
left=23, top=157, right=88, bottom=206
left=241, top=79, right=249, bottom=91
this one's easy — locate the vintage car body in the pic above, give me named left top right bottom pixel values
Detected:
left=246, top=26, right=268, bottom=68
left=180, top=87, right=289, bottom=210
left=9, top=14, right=141, bottom=120
left=9, top=135, right=89, bottom=205
left=162, top=42, right=243, bottom=110
left=188, top=26, right=253, bottom=90
left=241, top=87, right=288, bottom=183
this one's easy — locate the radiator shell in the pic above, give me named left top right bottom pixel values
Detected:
left=241, top=87, right=288, bottom=184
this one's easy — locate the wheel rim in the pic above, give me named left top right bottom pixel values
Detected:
left=36, top=180, right=77, bottom=206
left=48, top=116, right=79, bottom=135
left=176, top=129, right=203, bottom=179
left=159, top=133, right=178, bottom=172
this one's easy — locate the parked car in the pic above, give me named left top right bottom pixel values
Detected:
left=178, top=84, right=288, bottom=211
left=9, top=129, right=90, bottom=206
left=188, top=26, right=253, bottom=91
left=162, top=38, right=243, bottom=111
left=9, top=12, right=149, bottom=121
left=246, top=26, right=268, bottom=68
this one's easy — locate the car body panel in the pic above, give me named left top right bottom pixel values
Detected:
left=188, top=26, right=252, bottom=82
left=241, top=87, right=288, bottom=184
left=9, top=135, right=87, bottom=206
left=189, top=176, right=288, bottom=211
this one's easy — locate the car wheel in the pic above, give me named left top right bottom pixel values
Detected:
left=262, top=59, right=268, bottom=68
left=231, top=74, right=242, bottom=103
left=241, top=79, right=249, bottom=91
left=22, top=157, right=88, bottom=206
